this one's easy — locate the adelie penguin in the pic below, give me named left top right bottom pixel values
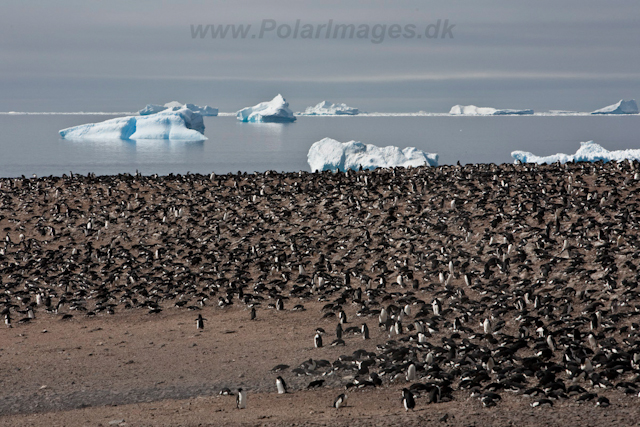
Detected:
left=276, top=298, right=284, bottom=311
left=250, top=307, right=256, bottom=321
left=314, top=332, right=323, bottom=348
left=333, top=393, right=347, bottom=409
left=276, top=376, right=288, bottom=394
left=361, top=323, right=369, bottom=340
left=195, top=314, right=206, bottom=330
left=336, top=323, right=343, bottom=340
left=236, top=388, right=247, bottom=409
left=402, top=388, right=416, bottom=411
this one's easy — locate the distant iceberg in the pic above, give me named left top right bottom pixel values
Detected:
left=237, top=94, right=296, bottom=123
left=308, top=137, right=438, bottom=172
left=60, top=107, right=207, bottom=141
left=450, top=105, right=534, bottom=116
left=591, top=99, right=638, bottom=115
left=139, top=102, right=218, bottom=116
left=299, top=101, right=360, bottom=116
left=512, top=141, right=640, bottom=164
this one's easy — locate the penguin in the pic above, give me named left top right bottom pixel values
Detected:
left=236, top=388, right=247, bottom=409
left=432, top=299, right=442, bottom=316
left=483, top=318, right=492, bottom=335
left=379, top=307, right=388, bottom=326
left=361, top=323, right=370, bottom=340
left=196, top=314, right=206, bottom=330
left=333, top=393, right=347, bottom=409
left=4, top=313, right=11, bottom=328
left=402, top=388, right=416, bottom=411
left=314, top=332, right=323, bottom=348
left=406, top=363, right=417, bottom=381
left=336, top=323, right=343, bottom=340
left=276, top=298, right=284, bottom=311
left=276, top=376, right=288, bottom=394
left=338, top=310, right=347, bottom=324
left=250, top=307, right=256, bottom=320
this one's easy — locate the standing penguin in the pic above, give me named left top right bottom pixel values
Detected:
left=402, top=388, right=416, bottom=411
left=432, top=299, right=442, bottom=316
left=336, top=323, right=343, bottom=340
left=276, top=298, right=284, bottom=311
left=314, top=332, right=323, bottom=348
left=338, top=310, right=347, bottom=324
left=361, top=323, right=370, bottom=340
left=406, top=364, right=417, bottom=381
left=276, top=376, right=288, bottom=394
left=236, top=388, right=247, bottom=409
left=333, top=393, right=347, bottom=409
left=250, top=307, right=256, bottom=321
left=4, top=313, right=11, bottom=328
left=196, top=314, right=206, bottom=330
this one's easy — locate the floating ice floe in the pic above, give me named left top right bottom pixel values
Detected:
left=591, top=99, right=638, bottom=115
left=449, top=105, right=534, bottom=116
left=59, top=107, right=207, bottom=141
left=512, top=141, right=640, bottom=165
left=307, top=137, right=438, bottom=172
left=236, top=94, right=296, bottom=123
left=299, top=101, right=360, bottom=116
left=139, top=101, right=218, bottom=116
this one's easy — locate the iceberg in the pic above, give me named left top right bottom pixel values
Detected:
left=299, top=101, right=360, bottom=116
left=450, top=105, right=534, bottom=115
left=512, top=141, right=640, bottom=165
left=59, top=107, right=207, bottom=141
left=308, top=137, right=438, bottom=172
left=138, top=104, right=168, bottom=115
left=183, top=103, right=218, bottom=116
left=236, top=94, right=296, bottom=123
left=591, top=99, right=638, bottom=115
left=138, top=102, right=218, bottom=116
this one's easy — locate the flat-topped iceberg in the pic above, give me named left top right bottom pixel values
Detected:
left=59, top=107, right=207, bottom=141
left=299, top=101, right=359, bottom=116
left=139, top=102, right=218, bottom=116
left=512, top=141, right=640, bottom=164
left=591, top=99, right=638, bottom=115
left=450, top=105, right=534, bottom=115
left=237, top=94, right=296, bottom=123
left=308, top=137, right=438, bottom=172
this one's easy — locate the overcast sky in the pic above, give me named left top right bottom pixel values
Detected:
left=1, top=0, right=639, bottom=112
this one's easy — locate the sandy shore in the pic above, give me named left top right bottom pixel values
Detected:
left=2, top=163, right=640, bottom=426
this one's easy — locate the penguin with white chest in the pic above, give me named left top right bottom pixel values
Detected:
left=314, top=332, right=323, bottom=348
left=276, top=376, right=288, bottom=394
left=333, top=393, right=347, bottom=409
left=402, top=388, right=416, bottom=411
left=236, top=388, right=247, bottom=409
left=196, top=314, right=206, bottom=330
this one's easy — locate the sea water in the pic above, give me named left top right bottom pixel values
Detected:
left=0, top=114, right=637, bottom=177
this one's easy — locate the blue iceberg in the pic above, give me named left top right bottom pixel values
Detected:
left=237, top=94, right=296, bottom=123
left=60, top=108, right=207, bottom=141
left=591, top=99, right=638, bottom=115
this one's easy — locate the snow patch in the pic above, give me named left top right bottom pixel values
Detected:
left=237, top=94, right=296, bottom=123
left=59, top=107, right=207, bottom=141
left=512, top=141, right=640, bottom=164
left=307, top=137, right=438, bottom=172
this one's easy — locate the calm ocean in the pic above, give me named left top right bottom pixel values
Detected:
left=0, top=114, right=638, bottom=177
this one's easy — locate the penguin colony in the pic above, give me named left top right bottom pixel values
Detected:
left=1, top=160, right=640, bottom=411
